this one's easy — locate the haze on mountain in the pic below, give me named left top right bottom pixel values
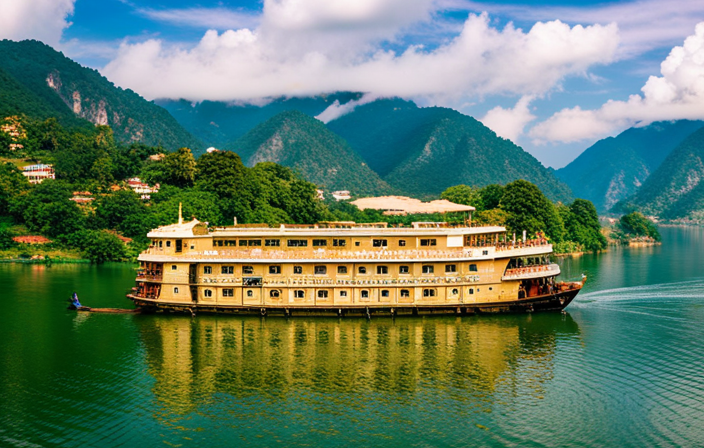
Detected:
left=0, top=40, right=202, bottom=151
left=556, top=120, right=704, bottom=211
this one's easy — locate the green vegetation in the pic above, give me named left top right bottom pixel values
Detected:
left=614, top=212, right=661, bottom=242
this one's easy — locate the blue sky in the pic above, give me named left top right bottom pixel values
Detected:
left=3, top=0, right=704, bottom=168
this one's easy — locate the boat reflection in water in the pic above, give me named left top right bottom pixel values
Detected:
left=137, top=313, right=580, bottom=422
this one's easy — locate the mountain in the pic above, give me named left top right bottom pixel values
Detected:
left=555, top=120, right=704, bottom=211
left=327, top=99, right=573, bottom=202
left=618, top=127, right=704, bottom=220
left=0, top=39, right=202, bottom=151
left=156, top=93, right=361, bottom=148
left=227, top=110, right=392, bottom=195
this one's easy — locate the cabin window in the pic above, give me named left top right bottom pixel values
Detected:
left=482, top=250, right=489, bottom=256
left=339, top=291, right=348, bottom=297
left=358, top=266, right=367, bottom=274
left=239, top=239, right=247, bottom=246
left=166, top=241, right=171, bottom=247
left=399, top=266, right=410, bottom=274
left=239, top=239, right=261, bottom=247
left=270, top=290, right=281, bottom=298
left=222, top=266, right=234, bottom=274
left=269, top=265, right=281, bottom=274
left=355, top=241, right=361, bottom=246
left=159, top=241, right=163, bottom=248
left=445, top=264, right=457, bottom=273
left=265, top=239, right=280, bottom=247
left=243, top=266, right=254, bottom=274
left=223, top=289, right=234, bottom=297
left=338, top=266, right=348, bottom=274
left=468, top=288, right=474, bottom=294
left=288, top=239, right=308, bottom=247
left=225, top=240, right=237, bottom=246
left=175, top=239, right=182, bottom=253
left=489, top=287, right=493, bottom=291
left=381, top=290, right=390, bottom=298
left=246, top=290, right=253, bottom=297
left=314, top=266, right=327, bottom=275
left=469, top=264, right=478, bottom=272
left=373, top=239, right=388, bottom=247
left=318, top=290, right=329, bottom=298
left=451, top=288, right=459, bottom=295
left=333, top=239, right=346, bottom=247
left=420, top=239, right=437, bottom=247
left=361, top=290, right=369, bottom=299
left=423, top=288, right=436, bottom=297
left=174, top=287, right=179, bottom=294
left=203, top=266, right=212, bottom=274
left=422, top=265, right=434, bottom=274
left=294, top=266, right=303, bottom=274
left=214, top=240, right=223, bottom=247
left=294, top=290, right=305, bottom=298
left=171, top=265, right=177, bottom=271
left=377, top=266, right=388, bottom=275
left=313, top=239, right=327, bottom=247
left=398, top=240, right=406, bottom=247
left=204, top=289, right=213, bottom=298
left=400, top=289, right=410, bottom=298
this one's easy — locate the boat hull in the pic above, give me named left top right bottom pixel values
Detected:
left=128, top=287, right=580, bottom=317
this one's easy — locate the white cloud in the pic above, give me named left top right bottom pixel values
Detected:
left=0, top=0, right=75, bottom=47
left=531, top=22, right=704, bottom=144
left=480, top=95, right=536, bottom=141
left=102, top=5, right=619, bottom=104
left=316, top=93, right=381, bottom=123
left=136, top=7, right=260, bottom=31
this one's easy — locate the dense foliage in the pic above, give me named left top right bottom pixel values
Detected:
left=617, top=212, right=661, bottom=242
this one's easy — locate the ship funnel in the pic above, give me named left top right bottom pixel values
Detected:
left=178, top=202, right=183, bottom=225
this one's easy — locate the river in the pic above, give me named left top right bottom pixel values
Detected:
left=1, top=226, right=703, bottom=447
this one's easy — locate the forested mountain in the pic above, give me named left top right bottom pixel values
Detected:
left=327, top=99, right=573, bottom=202
left=0, top=40, right=202, bottom=151
left=228, top=110, right=392, bottom=195
left=555, top=120, right=704, bottom=211
left=616, top=127, right=704, bottom=220
left=156, top=93, right=360, bottom=148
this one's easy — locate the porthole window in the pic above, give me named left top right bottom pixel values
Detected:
left=451, top=288, right=459, bottom=295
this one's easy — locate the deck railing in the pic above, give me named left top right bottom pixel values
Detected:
left=502, top=264, right=559, bottom=280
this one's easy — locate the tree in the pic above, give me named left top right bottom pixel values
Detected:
left=13, top=180, right=85, bottom=237
left=94, top=189, right=151, bottom=238
left=500, top=180, right=565, bottom=242
left=162, top=147, right=196, bottom=187
left=619, top=212, right=661, bottom=241
left=80, top=230, right=127, bottom=263
left=195, top=151, right=247, bottom=199
left=441, top=185, right=484, bottom=210
left=565, top=199, right=606, bottom=251
left=479, top=184, right=504, bottom=210
left=0, top=162, right=30, bottom=217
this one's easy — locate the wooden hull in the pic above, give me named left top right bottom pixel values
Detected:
left=128, top=287, right=581, bottom=317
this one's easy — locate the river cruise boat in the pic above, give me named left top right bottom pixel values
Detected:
left=128, top=214, right=585, bottom=316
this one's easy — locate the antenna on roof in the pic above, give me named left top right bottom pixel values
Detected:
left=178, top=202, right=183, bottom=225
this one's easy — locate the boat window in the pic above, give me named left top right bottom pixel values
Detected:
left=204, top=289, right=213, bottom=298
left=445, top=264, right=457, bottom=273
left=166, top=241, right=171, bottom=247
left=171, top=265, right=177, bottom=271
left=204, top=266, right=212, bottom=274
left=175, top=239, right=182, bottom=253
left=377, top=266, right=388, bottom=275
left=318, top=290, right=328, bottom=298
left=294, top=290, right=305, bottom=298
left=174, top=287, right=179, bottom=294
left=270, top=290, right=280, bottom=298
left=247, top=290, right=253, bottom=297
left=399, top=265, right=410, bottom=274
left=242, top=266, right=254, bottom=274
left=423, top=288, right=436, bottom=297
left=398, top=240, right=406, bottom=247
left=338, top=266, right=348, bottom=274
left=313, top=239, right=327, bottom=247
left=314, top=266, right=327, bottom=275
left=358, top=266, right=367, bottom=274
left=159, top=241, right=163, bottom=248
left=224, top=240, right=236, bottom=246
left=420, top=239, right=437, bottom=247
left=422, top=265, right=434, bottom=274
left=361, top=290, right=369, bottom=298
left=243, top=277, right=261, bottom=286
left=340, top=291, right=348, bottom=297
left=333, top=239, right=346, bottom=247
left=288, top=239, right=308, bottom=247
left=451, top=288, right=459, bottom=295
left=468, top=288, right=474, bottom=294
left=223, top=289, right=234, bottom=297
left=239, top=239, right=247, bottom=246
left=221, top=266, right=234, bottom=274
left=294, top=266, right=303, bottom=274
left=265, top=239, right=280, bottom=247
left=400, top=289, right=410, bottom=298
left=469, top=264, right=478, bottom=272
left=381, top=290, right=390, bottom=298
left=482, top=250, right=488, bottom=255
left=214, top=240, right=223, bottom=247
left=355, top=241, right=361, bottom=246
left=372, top=239, right=388, bottom=247
left=269, top=265, right=281, bottom=274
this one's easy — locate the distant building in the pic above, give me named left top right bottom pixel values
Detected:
left=206, top=147, right=220, bottom=153
left=22, top=164, right=55, bottom=184
left=70, top=191, right=94, bottom=204
left=331, top=190, right=351, bottom=201
left=316, top=189, right=325, bottom=200
left=149, top=153, right=165, bottom=161
left=1, top=116, right=26, bottom=151
left=127, top=177, right=160, bottom=200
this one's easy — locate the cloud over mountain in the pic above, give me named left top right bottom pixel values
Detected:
left=0, top=0, right=75, bottom=47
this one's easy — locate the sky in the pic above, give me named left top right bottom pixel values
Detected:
left=1, top=0, right=704, bottom=168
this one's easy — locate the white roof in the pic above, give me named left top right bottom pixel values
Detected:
left=351, top=196, right=475, bottom=214
left=147, top=219, right=201, bottom=238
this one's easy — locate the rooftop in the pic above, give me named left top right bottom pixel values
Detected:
left=351, top=196, right=475, bottom=215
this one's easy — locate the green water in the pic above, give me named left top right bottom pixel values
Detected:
left=1, top=227, right=704, bottom=447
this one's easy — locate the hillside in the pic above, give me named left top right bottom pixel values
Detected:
left=227, top=110, right=393, bottom=195
left=618, top=127, right=704, bottom=220
left=327, top=100, right=573, bottom=202
left=0, top=39, right=202, bottom=151
left=555, top=120, right=704, bottom=211
left=156, top=93, right=361, bottom=148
